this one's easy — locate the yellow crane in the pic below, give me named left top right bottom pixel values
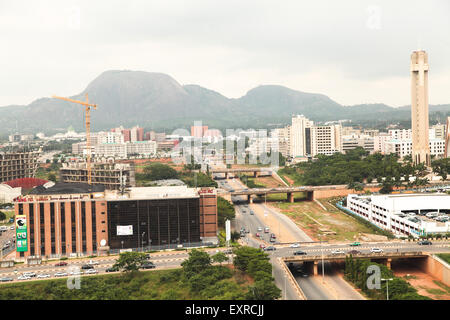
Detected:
left=52, top=93, right=97, bottom=185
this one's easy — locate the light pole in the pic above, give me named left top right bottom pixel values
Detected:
left=381, top=278, right=393, bottom=300
left=121, top=241, right=124, bottom=251
left=320, top=234, right=325, bottom=283
left=142, top=232, right=145, bottom=252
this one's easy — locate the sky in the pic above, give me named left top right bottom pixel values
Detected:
left=0, top=0, right=449, bottom=107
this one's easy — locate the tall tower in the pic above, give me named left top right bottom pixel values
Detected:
left=410, top=50, right=431, bottom=166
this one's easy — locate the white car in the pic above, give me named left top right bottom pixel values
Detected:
left=23, top=272, right=36, bottom=277
left=290, top=243, right=301, bottom=248
left=371, top=248, right=383, bottom=253
left=85, top=269, right=98, bottom=274
left=70, top=271, right=84, bottom=275
left=257, top=227, right=263, bottom=232
left=37, top=274, right=51, bottom=279
left=17, top=275, right=31, bottom=280
left=331, top=250, right=345, bottom=255
left=87, top=260, right=99, bottom=265
left=54, top=272, right=68, bottom=277
left=10, top=226, right=14, bottom=230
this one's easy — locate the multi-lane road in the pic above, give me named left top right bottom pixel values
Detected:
left=214, top=173, right=450, bottom=300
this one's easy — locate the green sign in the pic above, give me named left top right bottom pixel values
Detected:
left=15, top=215, right=28, bottom=252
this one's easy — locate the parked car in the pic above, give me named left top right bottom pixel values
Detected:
left=264, top=246, right=276, bottom=251
left=23, top=272, right=36, bottom=278
left=331, top=250, right=345, bottom=255
left=418, top=240, right=433, bottom=245
left=85, top=269, right=98, bottom=274
left=81, top=264, right=94, bottom=270
left=54, top=272, right=68, bottom=277
left=348, top=250, right=361, bottom=255
left=0, top=277, right=13, bottom=282
left=37, top=274, right=51, bottom=279
left=293, top=250, right=307, bottom=256
left=290, top=243, right=301, bottom=248
left=140, top=262, right=156, bottom=269
left=106, top=266, right=119, bottom=272
left=17, top=275, right=31, bottom=281
left=349, top=242, right=361, bottom=247
left=55, top=261, right=68, bottom=266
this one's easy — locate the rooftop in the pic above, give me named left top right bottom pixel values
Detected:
left=29, top=182, right=105, bottom=195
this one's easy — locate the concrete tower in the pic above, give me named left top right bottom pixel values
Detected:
left=410, top=50, right=431, bottom=166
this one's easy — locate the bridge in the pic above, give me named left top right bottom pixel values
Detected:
left=210, top=167, right=273, bottom=179
left=218, top=184, right=382, bottom=202
left=282, top=251, right=428, bottom=275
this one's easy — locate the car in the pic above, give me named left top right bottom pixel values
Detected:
left=224, top=248, right=233, bottom=254
left=17, top=275, right=31, bottom=281
left=370, top=248, right=383, bottom=253
left=87, top=260, right=99, bottom=265
left=348, top=250, right=361, bottom=255
left=293, top=250, right=307, bottom=256
left=257, top=227, right=263, bottom=232
left=349, top=242, right=361, bottom=247
left=418, top=240, right=433, bottom=245
left=255, top=232, right=260, bottom=237
left=290, top=243, right=301, bottom=248
left=249, top=211, right=254, bottom=215
left=55, top=261, right=68, bottom=266
left=70, top=270, right=84, bottom=275
left=23, top=272, right=36, bottom=278
left=140, top=262, right=156, bottom=269
left=81, top=264, right=94, bottom=270
left=0, top=277, right=13, bottom=282
left=37, top=274, right=51, bottom=279
left=10, top=226, right=14, bottom=230
left=269, top=238, right=276, bottom=243
left=85, top=269, right=98, bottom=274
left=264, top=227, right=270, bottom=233
left=54, top=272, right=68, bottom=277
left=259, top=244, right=266, bottom=249
left=331, top=250, right=345, bottom=255
left=264, top=246, right=276, bottom=251
left=106, top=266, right=119, bottom=272
left=295, top=269, right=309, bottom=277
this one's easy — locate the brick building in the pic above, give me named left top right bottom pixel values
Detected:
left=14, top=183, right=217, bottom=259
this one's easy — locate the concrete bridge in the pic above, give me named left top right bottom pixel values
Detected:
left=210, top=167, right=273, bottom=179
left=283, top=251, right=428, bottom=276
left=218, top=184, right=382, bottom=202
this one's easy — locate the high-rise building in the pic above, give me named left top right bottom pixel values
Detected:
left=290, top=115, right=313, bottom=158
left=445, top=117, right=450, bottom=158
left=310, top=125, right=342, bottom=156
left=410, top=50, right=431, bottom=166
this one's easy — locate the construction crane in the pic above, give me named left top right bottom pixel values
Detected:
left=52, top=93, right=97, bottom=185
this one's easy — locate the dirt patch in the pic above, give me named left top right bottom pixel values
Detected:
left=254, top=176, right=284, bottom=188
left=394, top=269, right=450, bottom=300
left=281, top=175, right=294, bottom=186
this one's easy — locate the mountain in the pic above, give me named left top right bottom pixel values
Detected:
left=0, top=70, right=449, bottom=134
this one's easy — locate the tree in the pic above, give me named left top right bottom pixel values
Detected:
left=233, top=246, right=269, bottom=272
left=246, top=278, right=281, bottom=300
left=181, top=249, right=212, bottom=279
left=113, top=252, right=148, bottom=272
left=48, top=173, right=57, bottom=182
left=217, top=197, right=235, bottom=227
left=0, top=211, right=6, bottom=221
left=211, top=252, right=228, bottom=265
left=143, top=163, right=179, bottom=180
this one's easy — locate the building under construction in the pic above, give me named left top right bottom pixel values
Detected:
left=60, top=161, right=136, bottom=190
left=0, top=151, right=40, bottom=183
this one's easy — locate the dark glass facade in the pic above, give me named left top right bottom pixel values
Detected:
left=107, top=198, right=201, bottom=249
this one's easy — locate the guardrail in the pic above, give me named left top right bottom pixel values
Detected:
left=283, top=251, right=427, bottom=261
left=278, top=257, right=307, bottom=300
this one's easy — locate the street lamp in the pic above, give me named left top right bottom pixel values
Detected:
left=142, top=232, right=145, bottom=252
left=381, top=278, right=393, bottom=300
left=319, top=234, right=325, bottom=283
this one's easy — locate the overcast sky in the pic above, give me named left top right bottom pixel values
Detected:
left=1, top=0, right=449, bottom=107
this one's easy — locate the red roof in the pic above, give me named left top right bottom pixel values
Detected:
left=3, top=177, right=49, bottom=189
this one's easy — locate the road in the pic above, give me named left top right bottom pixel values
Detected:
left=214, top=173, right=450, bottom=300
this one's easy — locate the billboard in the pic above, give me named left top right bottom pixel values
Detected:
left=117, top=225, right=133, bottom=236
left=15, top=215, right=28, bottom=252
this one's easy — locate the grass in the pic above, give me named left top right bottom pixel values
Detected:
left=425, top=288, right=446, bottom=296
left=0, top=267, right=250, bottom=300
left=432, top=280, right=450, bottom=294
left=269, top=198, right=385, bottom=242
left=437, top=254, right=450, bottom=265
left=0, top=210, right=15, bottom=225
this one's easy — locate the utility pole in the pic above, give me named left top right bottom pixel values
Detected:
left=381, top=278, right=393, bottom=300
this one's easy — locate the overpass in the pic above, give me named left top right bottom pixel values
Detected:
left=218, top=184, right=382, bottom=202
left=283, top=251, right=428, bottom=275
left=210, top=167, right=273, bottom=179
